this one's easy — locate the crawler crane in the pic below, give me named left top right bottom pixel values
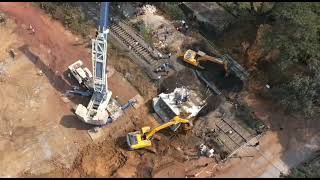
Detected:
left=69, top=2, right=112, bottom=125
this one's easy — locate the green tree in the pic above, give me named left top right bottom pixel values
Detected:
left=156, top=2, right=186, bottom=20
left=37, top=2, right=93, bottom=38
left=262, top=2, right=320, bottom=115
left=218, top=2, right=275, bottom=19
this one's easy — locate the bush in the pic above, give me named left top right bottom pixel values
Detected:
left=257, top=2, right=320, bottom=116
left=158, top=2, right=186, bottom=20
left=37, top=2, right=94, bottom=38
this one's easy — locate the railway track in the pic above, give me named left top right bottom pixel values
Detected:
left=215, top=118, right=248, bottom=152
left=109, top=20, right=169, bottom=80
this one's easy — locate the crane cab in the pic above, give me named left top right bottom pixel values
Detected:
left=126, top=126, right=152, bottom=150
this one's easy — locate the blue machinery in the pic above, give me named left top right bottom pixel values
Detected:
left=74, top=2, right=113, bottom=125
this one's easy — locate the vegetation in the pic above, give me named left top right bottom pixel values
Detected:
left=134, top=20, right=153, bottom=44
left=156, top=2, right=186, bottom=20
left=235, top=102, right=266, bottom=133
left=37, top=2, right=94, bottom=38
left=218, top=2, right=274, bottom=19
left=281, top=154, right=320, bottom=178
left=260, top=2, right=320, bottom=115
left=220, top=2, right=320, bottom=116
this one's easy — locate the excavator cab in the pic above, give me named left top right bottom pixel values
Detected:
left=126, top=116, right=190, bottom=150
left=127, top=126, right=152, bottom=150
left=183, top=49, right=198, bottom=66
left=181, top=49, right=211, bottom=69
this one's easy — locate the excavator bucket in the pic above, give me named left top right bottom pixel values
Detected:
left=221, top=54, right=249, bottom=81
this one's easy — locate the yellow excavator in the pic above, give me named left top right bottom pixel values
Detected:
left=180, top=49, right=230, bottom=76
left=126, top=116, right=191, bottom=150
left=180, top=49, right=250, bottom=81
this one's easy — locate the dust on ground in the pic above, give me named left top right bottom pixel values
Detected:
left=0, top=15, right=90, bottom=177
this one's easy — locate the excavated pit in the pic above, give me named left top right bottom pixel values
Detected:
left=199, top=61, right=244, bottom=93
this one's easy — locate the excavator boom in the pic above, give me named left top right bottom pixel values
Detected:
left=145, top=116, right=189, bottom=140
left=197, top=55, right=229, bottom=74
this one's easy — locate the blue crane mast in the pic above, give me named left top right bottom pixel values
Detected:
left=74, top=2, right=113, bottom=125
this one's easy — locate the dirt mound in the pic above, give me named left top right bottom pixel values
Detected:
left=68, top=140, right=127, bottom=177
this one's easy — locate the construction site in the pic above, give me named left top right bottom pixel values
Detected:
left=0, top=2, right=320, bottom=178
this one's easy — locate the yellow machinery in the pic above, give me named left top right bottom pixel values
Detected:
left=180, top=49, right=251, bottom=81
left=126, top=116, right=190, bottom=150
left=181, top=49, right=230, bottom=76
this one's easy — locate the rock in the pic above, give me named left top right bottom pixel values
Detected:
left=37, top=70, right=43, bottom=76
left=61, top=96, right=71, bottom=103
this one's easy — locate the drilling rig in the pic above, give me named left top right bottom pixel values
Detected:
left=69, top=2, right=112, bottom=125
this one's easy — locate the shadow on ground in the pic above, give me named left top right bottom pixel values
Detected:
left=60, top=115, right=93, bottom=130
left=18, top=44, right=90, bottom=106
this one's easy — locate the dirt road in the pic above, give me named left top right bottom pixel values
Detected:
left=0, top=16, right=90, bottom=177
left=0, top=2, right=92, bottom=72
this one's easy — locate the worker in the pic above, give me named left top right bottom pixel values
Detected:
left=28, top=24, right=33, bottom=30
left=31, top=28, right=35, bottom=35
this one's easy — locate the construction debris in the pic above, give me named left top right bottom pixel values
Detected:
left=88, top=127, right=105, bottom=141
left=140, top=4, right=157, bottom=15
left=121, top=99, right=137, bottom=110
left=199, top=143, right=215, bottom=158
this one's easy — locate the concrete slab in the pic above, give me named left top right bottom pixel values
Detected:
left=87, top=128, right=105, bottom=141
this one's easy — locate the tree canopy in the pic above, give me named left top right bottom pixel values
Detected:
left=262, top=2, right=320, bottom=115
